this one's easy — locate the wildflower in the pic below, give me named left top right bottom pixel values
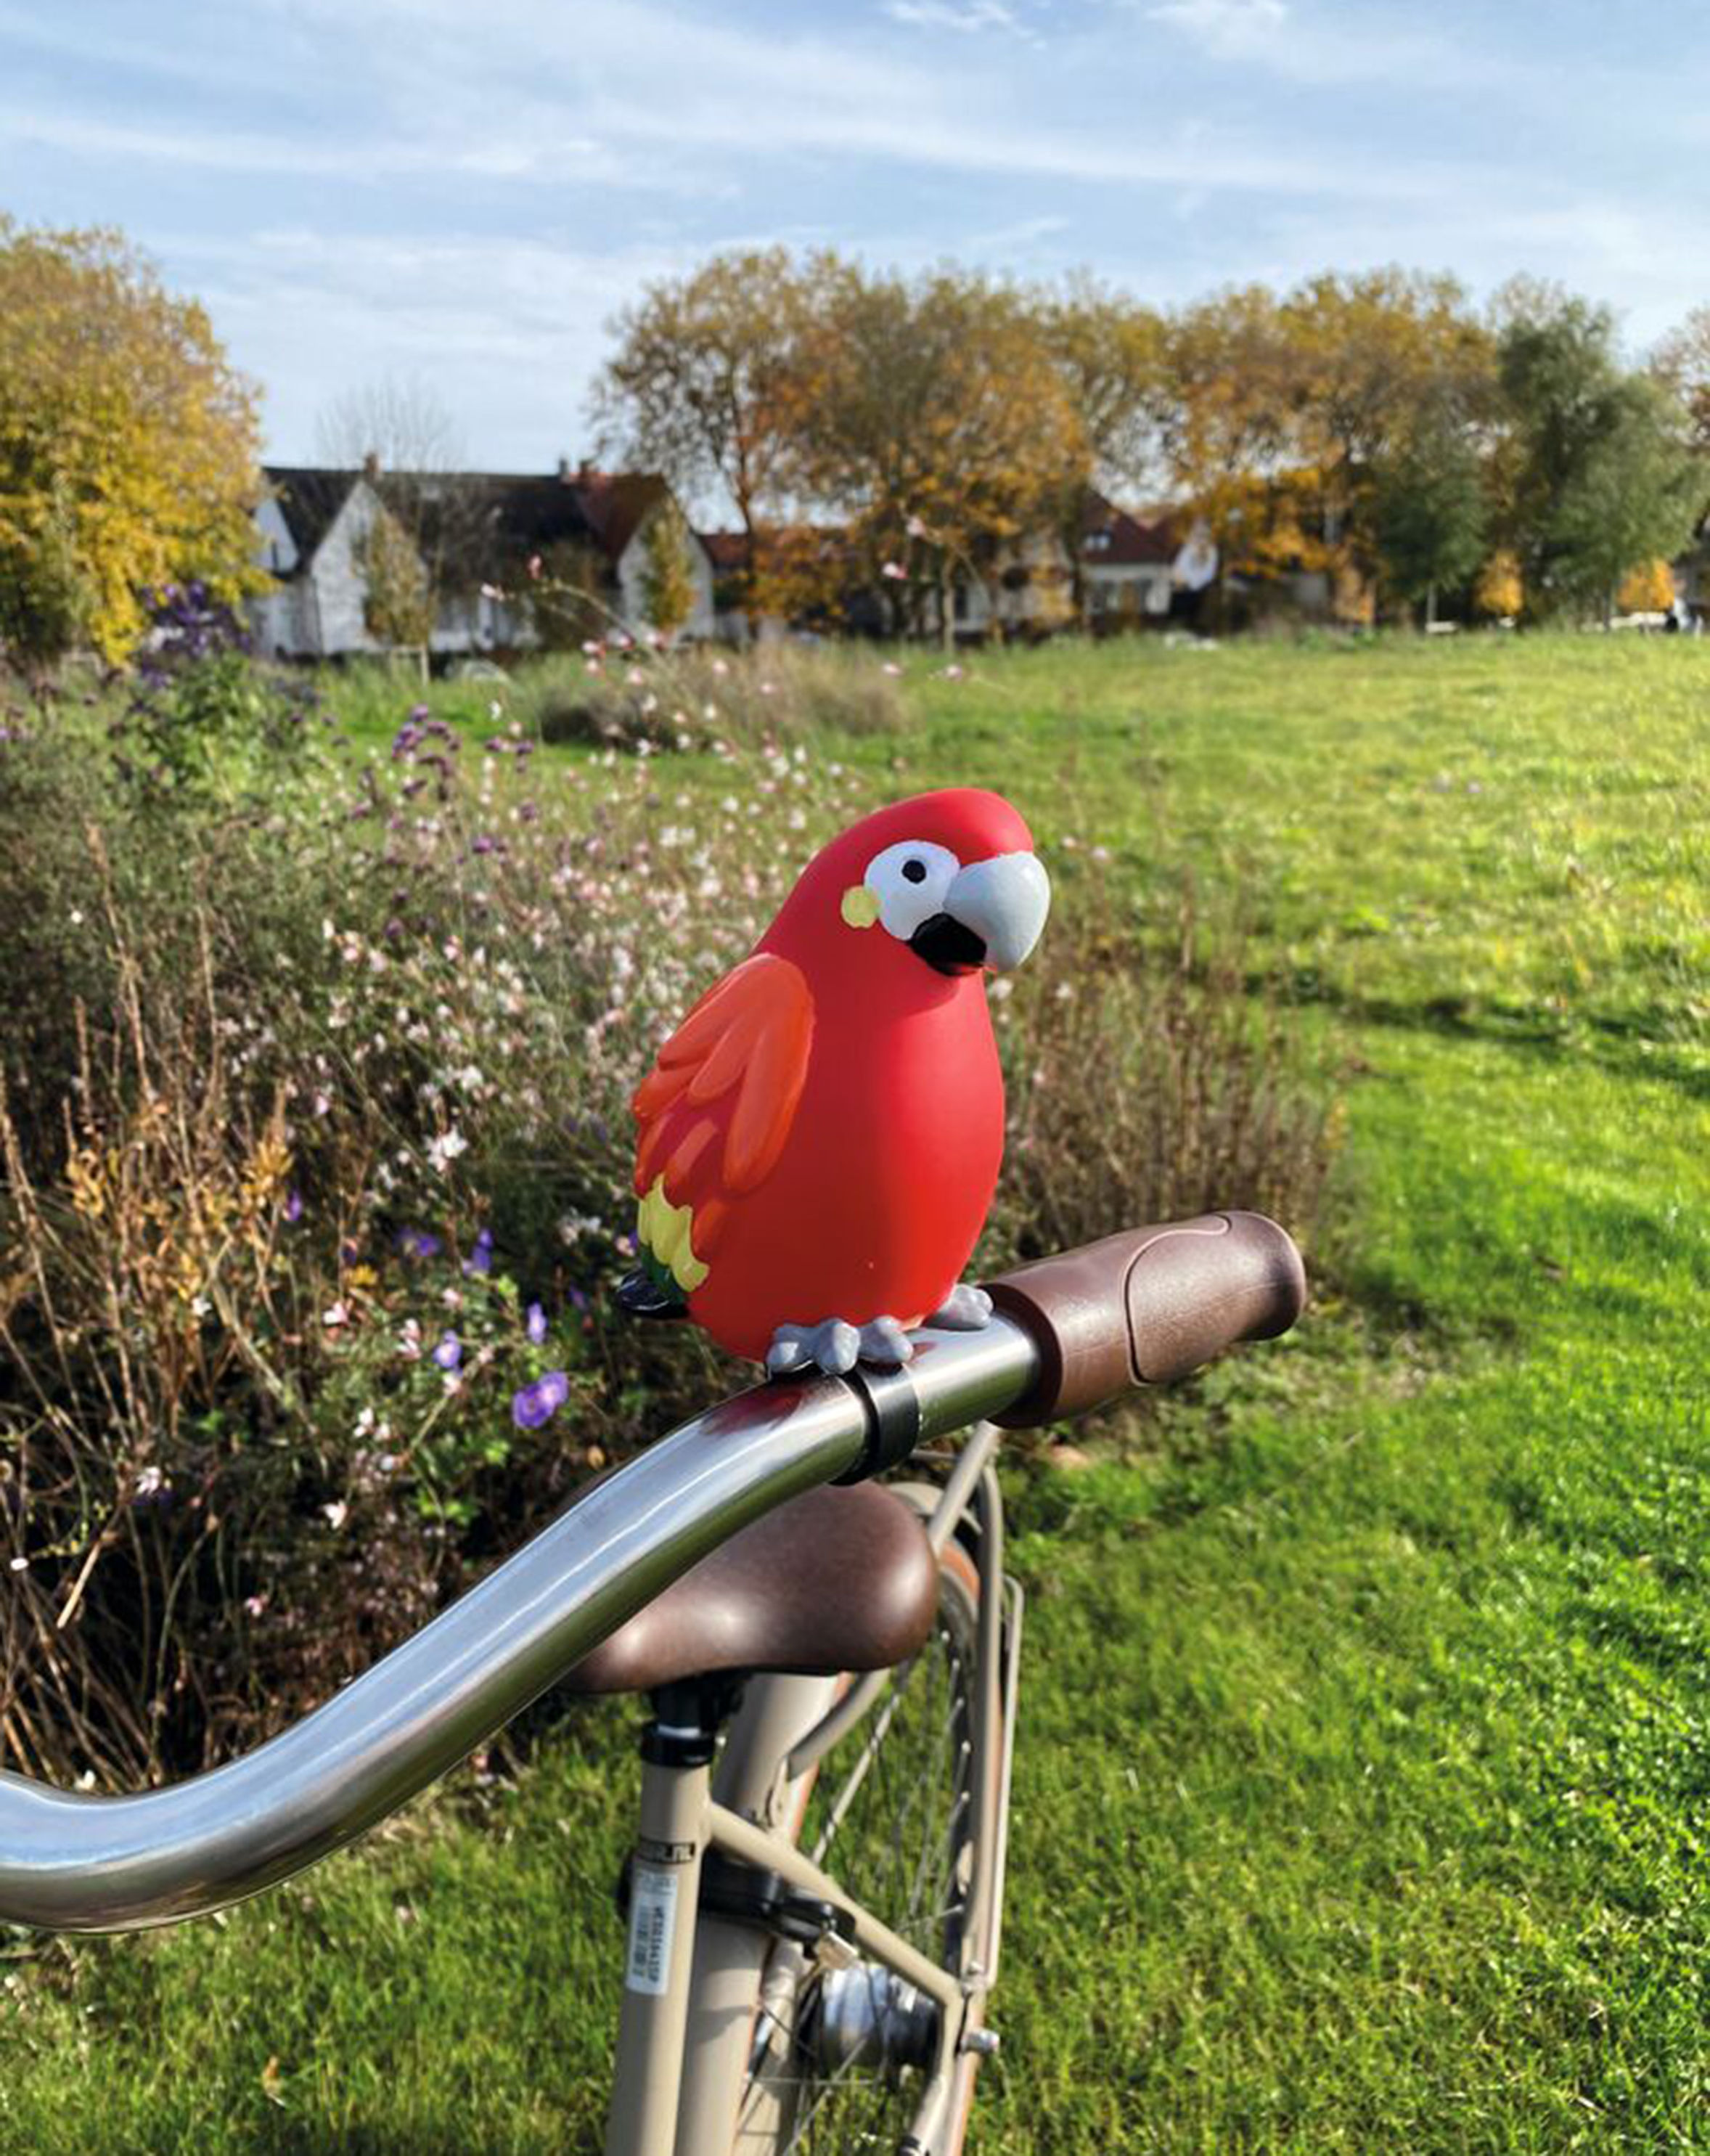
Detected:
left=943, top=663, right=965, bottom=681
left=512, top=1371, right=570, bottom=1430
left=322, top=1500, right=349, bottom=1531
left=881, top=560, right=907, bottom=581
left=433, top=1331, right=462, bottom=1371
left=528, top=554, right=543, bottom=579
left=882, top=661, right=902, bottom=677
left=428, top=1128, right=467, bottom=1174
left=906, top=513, right=928, bottom=539
left=398, top=1318, right=423, bottom=1360
left=464, top=1228, right=494, bottom=1277
left=282, top=1188, right=304, bottom=1225
left=243, top=1594, right=268, bottom=1618
left=8, top=1556, right=27, bottom=1573
left=398, top=1227, right=442, bottom=1259
left=322, top=1300, right=351, bottom=1328
left=526, top=1301, right=548, bottom=1345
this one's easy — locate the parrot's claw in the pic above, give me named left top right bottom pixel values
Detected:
left=925, top=1283, right=994, bottom=1331
left=856, top=1316, right=915, bottom=1367
left=765, top=1316, right=915, bottom=1379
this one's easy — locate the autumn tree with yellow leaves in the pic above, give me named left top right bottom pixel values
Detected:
left=0, top=219, right=262, bottom=674
left=592, top=248, right=811, bottom=633
left=786, top=261, right=1086, bottom=644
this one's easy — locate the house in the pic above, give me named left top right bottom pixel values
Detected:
left=250, top=459, right=716, bottom=661
left=952, top=492, right=1186, bottom=640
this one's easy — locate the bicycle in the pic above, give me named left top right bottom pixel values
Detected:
left=0, top=1208, right=1304, bottom=2155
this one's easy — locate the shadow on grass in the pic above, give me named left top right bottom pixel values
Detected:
left=1275, top=977, right=1710, bottom=1100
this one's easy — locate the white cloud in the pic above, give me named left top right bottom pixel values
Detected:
left=883, top=0, right=1023, bottom=31
left=1149, top=0, right=1287, bottom=54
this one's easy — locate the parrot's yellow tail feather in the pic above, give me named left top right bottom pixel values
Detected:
left=637, top=1176, right=709, bottom=1294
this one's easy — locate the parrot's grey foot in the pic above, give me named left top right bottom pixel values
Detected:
left=925, top=1283, right=994, bottom=1331
left=765, top=1315, right=915, bottom=1379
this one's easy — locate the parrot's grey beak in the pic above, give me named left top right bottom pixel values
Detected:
left=910, top=850, right=1051, bottom=976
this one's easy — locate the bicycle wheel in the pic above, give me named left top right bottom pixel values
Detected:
left=734, top=1500, right=987, bottom=2155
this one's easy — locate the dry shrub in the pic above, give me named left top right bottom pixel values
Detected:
left=986, top=875, right=1338, bottom=1267
left=522, top=640, right=907, bottom=753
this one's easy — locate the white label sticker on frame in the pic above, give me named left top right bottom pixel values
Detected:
left=625, top=1863, right=680, bottom=1995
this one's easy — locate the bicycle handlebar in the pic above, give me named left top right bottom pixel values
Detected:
left=0, top=1212, right=1301, bottom=1934
left=985, top=1210, right=1306, bottom=1425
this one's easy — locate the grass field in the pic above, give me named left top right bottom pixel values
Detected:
left=4, top=634, right=1709, bottom=2151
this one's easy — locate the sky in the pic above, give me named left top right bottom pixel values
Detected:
left=0, top=0, right=1701, bottom=471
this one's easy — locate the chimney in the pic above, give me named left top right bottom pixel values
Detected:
left=362, top=449, right=381, bottom=480
left=557, top=455, right=573, bottom=482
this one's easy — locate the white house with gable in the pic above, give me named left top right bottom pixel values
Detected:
left=251, top=460, right=715, bottom=661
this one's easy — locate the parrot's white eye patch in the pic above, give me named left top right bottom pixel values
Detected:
left=862, top=840, right=961, bottom=942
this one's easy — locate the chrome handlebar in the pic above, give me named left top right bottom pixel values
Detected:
left=0, top=1317, right=1042, bottom=1933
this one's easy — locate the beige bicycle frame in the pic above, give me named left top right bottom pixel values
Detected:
left=602, top=1432, right=1018, bottom=2156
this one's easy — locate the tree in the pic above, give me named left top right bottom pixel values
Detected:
left=1473, top=550, right=1523, bottom=620
left=591, top=250, right=809, bottom=626
left=1618, top=558, right=1676, bottom=613
left=360, top=504, right=435, bottom=653
left=1371, top=395, right=1490, bottom=625
left=1494, top=291, right=1698, bottom=621
left=1155, top=287, right=1298, bottom=620
left=314, top=375, right=492, bottom=633
left=0, top=476, right=94, bottom=691
left=1036, top=277, right=1166, bottom=613
left=787, top=262, right=1084, bottom=644
left=640, top=501, right=698, bottom=643
left=1280, top=270, right=1492, bottom=608
left=0, top=218, right=261, bottom=669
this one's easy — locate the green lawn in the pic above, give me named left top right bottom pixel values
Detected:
left=5, top=634, right=1709, bottom=2151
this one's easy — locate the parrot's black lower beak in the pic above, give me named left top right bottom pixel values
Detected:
left=909, top=912, right=986, bottom=976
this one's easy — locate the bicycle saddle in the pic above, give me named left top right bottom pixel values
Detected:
left=562, top=1482, right=939, bottom=1694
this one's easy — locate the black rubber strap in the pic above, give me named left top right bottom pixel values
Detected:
left=833, top=1361, right=922, bottom=1483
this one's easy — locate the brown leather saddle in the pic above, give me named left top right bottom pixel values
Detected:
left=562, top=1483, right=940, bottom=1696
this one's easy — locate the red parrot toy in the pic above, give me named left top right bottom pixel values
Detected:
left=618, top=788, right=1050, bottom=1376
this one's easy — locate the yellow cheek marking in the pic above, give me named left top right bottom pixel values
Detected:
left=841, top=883, right=880, bottom=928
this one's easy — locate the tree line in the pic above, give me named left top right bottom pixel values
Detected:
left=594, top=252, right=1706, bottom=632
left=4, top=215, right=1710, bottom=674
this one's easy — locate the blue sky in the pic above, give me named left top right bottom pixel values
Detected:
left=0, top=0, right=1698, bottom=468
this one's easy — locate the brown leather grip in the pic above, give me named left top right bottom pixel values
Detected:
left=983, top=1211, right=1306, bottom=1427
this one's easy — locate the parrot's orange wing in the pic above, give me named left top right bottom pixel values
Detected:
left=631, top=954, right=814, bottom=1275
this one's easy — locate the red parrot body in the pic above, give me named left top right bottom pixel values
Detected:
left=627, top=788, right=1046, bottom=1365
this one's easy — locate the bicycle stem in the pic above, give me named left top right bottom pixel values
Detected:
left=0, top=1317, right=1042, bottom=1934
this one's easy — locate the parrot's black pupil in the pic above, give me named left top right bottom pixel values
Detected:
left=902, top=859, right=927, bottom=883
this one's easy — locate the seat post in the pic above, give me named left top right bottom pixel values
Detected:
left=607, top=1679, right=742, bottom=2156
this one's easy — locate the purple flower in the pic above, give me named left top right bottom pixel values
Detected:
left=432, top=1331, right=462, bottom=1371
left=525, top=1301, right=548, bottom=1345
left=282, top=1188, right=304, bottom=1225
left=464, top=1228, right=494, bottom=1277
left=512, top=1371, right=569, bottom=1430
left=569, top=1286, right=589, bottom=1314
left=398, top=1228, right=442, bottom=1259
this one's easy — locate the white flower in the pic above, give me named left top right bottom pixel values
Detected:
left=428, top=1128, right=468, bottom=1174
left=322, top=1500, right=349, bottom=1531
left=134, top=1464, right=165, bottom=1497
left=322, top=1300, right=351, bottom=1328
